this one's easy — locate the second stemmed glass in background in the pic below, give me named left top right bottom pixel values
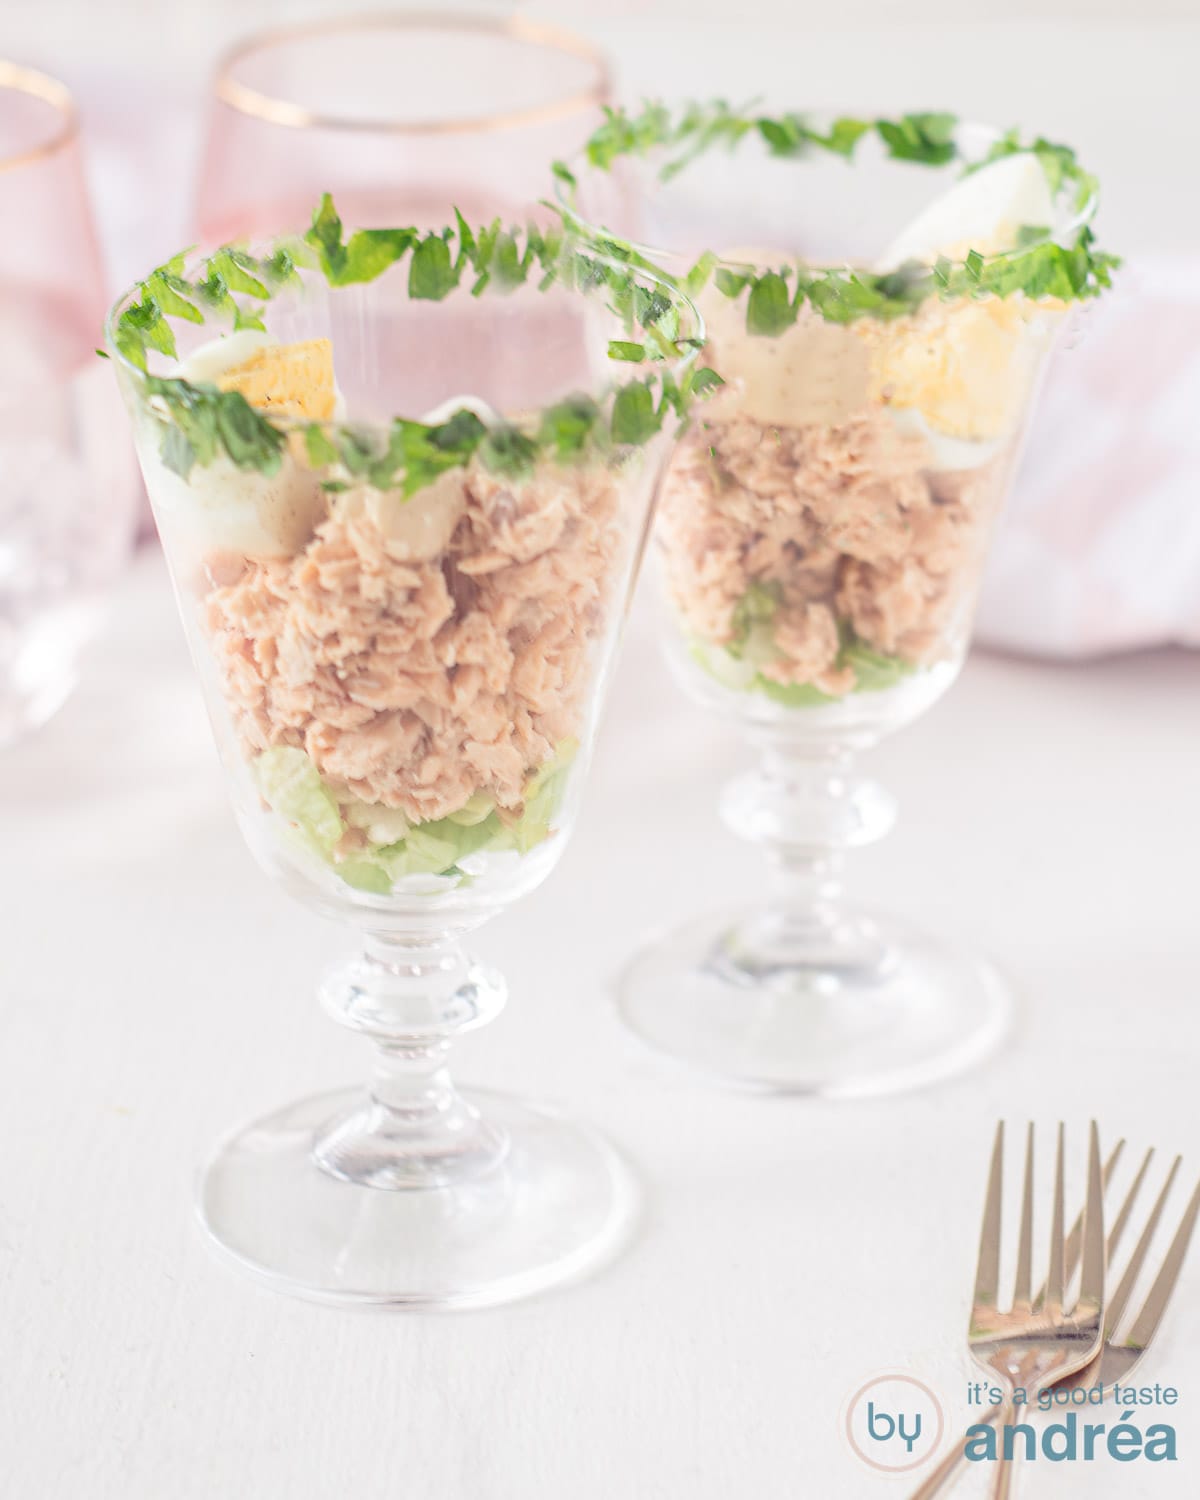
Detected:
left=196, top=11, right=611, bottom=239
left=0, top=60, right=136, bottom=746
left=559, top=104, right=1116, bottom=1097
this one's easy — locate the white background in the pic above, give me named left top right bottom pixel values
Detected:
left=2, top=4, right=1198, bottom=1497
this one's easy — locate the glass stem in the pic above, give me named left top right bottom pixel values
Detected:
left=717, top=741, right=898, bottom=979
left=764, top=845, right=847, bottom=946
left=313, top=933, right=508, bottom=1190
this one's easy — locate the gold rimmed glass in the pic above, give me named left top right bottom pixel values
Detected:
left=196, top=12, right=611, bottom=240
left=0, top=61, right=136, bottom=745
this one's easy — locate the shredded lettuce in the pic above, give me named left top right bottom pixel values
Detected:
left=688, top=588, right=916, bottom=706
left=255, top=747, right=343, bottom=851
left=512, top=744, right=576, bottom=854
left=839, top=636, right=917, bottom=693
left=726, top=580, right=782, bottom=660
left=254, top=740, right=578, bottom=894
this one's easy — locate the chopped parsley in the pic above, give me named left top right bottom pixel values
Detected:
left=110, top=195, right=717, bottom=485
left=555, top=101, right=1118, bottom=330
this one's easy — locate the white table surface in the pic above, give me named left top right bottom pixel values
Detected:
left=2, top=550, right=1198, bottom=1498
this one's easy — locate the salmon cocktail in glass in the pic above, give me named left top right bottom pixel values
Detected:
left=559, top=103, right=1116, bottom=1096
left=107, top=199, right=706, bottom=1305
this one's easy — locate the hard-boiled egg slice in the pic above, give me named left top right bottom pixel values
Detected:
left=858, top=295, right=1061, bottom=442
left=145, top=334, right=346, bottom=564
left=879, top=152, right=1059, bottom=269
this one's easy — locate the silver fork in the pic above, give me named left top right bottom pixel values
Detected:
left=1057, top=1148, right=1200, bottom=1394
left=913, top=1135, right=1200, bottom=1496
left=910, top=1121, right=1105, bottom=1499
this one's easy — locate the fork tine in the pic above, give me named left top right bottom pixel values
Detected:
left=974, top=1121, right=1004, bottom=1310
left=1122, top=1173, right=1200, bottom=1353
left=1077, top=1121, right=1105, bottom=1310
left=1044, top=1122, right=1066, bottom=1309
left=1106, top=1148, right=1154, bottom=1265
left=1044, top=1138, right=1124, bottom=1302
left=1107, top=1157, right=1180, bottom=1332
left=1013, top=1123, right=1035, bottom=1308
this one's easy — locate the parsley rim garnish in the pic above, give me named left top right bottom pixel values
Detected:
left=553, top=101, right=1119, bottom=329
left=105, top=195, right=714, bottom=487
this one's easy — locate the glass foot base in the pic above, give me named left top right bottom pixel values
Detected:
left=617, top=909, right=1011, bottom=1098
left=198, top=1088, right=636, bottom=1308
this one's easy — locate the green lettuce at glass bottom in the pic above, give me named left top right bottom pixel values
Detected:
left=254, top=741, right=578, bottom=894
left=688, top=619, right=916, bottom=707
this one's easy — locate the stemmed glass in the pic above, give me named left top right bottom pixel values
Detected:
left=0, top=60, right=136, bottom=745
left=196, top=12, right=610, bottom=240
left=559, top=105, right=1116, bottom=1096
left=106, top=200, right=702, bottom=1305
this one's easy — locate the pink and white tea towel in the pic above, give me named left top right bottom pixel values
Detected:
left=977, top=255, right=1200, bottom=659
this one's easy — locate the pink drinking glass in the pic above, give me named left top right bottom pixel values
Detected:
left=0, top=60, right=136, bottom=745
left=195, top=11, right=611, bottom=241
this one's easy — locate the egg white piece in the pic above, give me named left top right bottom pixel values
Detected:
left=324, top=395, right=498, bottom=563
left=420, top=394, right=500, bottom=427
left=178, top=330, right=279, bottom=384
left=879, top=153, right=1059, bottom=270
left=141, top=433, right=330, bottom=567
left=884, top=406, right=1006, bottom=471
left=344, top=468, right=469, bottom=562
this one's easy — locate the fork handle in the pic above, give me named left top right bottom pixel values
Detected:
left=906, top=1403, right=1009, bottom=1500
left=991, top=1452, right=1016, bottom=1500
left=988, top=1403, right=1024, bottom=1500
